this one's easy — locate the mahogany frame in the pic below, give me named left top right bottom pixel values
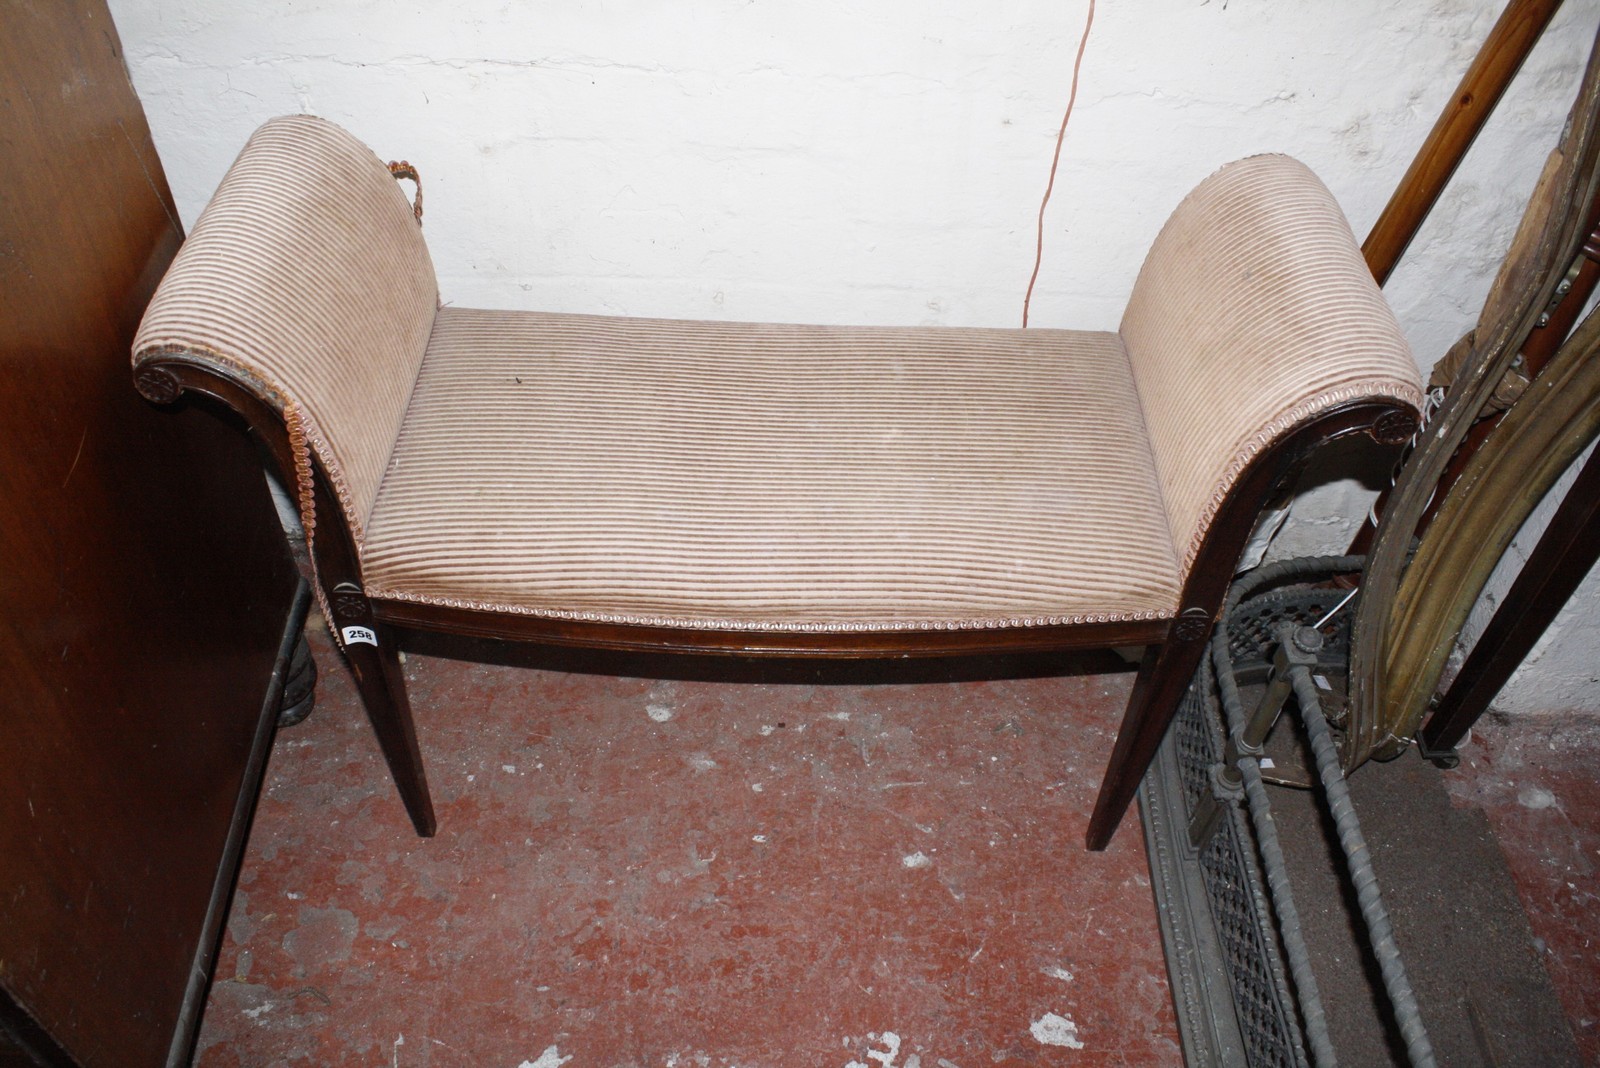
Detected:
left=137, top=357, right=1417, bottom=851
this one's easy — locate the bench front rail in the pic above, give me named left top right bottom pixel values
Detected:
left=133, top=116, right=1422, bottom=850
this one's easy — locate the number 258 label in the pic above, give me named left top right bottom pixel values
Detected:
left=341, top=625, right=378, bottom=647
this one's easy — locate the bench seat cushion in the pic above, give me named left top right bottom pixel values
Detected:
left=359, top=307, right=1183, bottom=632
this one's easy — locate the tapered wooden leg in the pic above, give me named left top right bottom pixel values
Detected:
left=1086, top=627, right=1209, bottom=851
left=340, top=621, right=436, bottom=836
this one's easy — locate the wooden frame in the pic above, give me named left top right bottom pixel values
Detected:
left=1420, top=435, right=1600, bottom=757
left=137, top=358, right=1415, bottom=850
left=1351, top=18, right=1600, bottom=766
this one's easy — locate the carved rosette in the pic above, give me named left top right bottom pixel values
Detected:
left=1370, top=409, right=1419, bottom=446
left=330, top=590, right=368, bottom=622
left=1171, top=607, right=1213, bottom=643
left=134, top=365, right=183, bottom=404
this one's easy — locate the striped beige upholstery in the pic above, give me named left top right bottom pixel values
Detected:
left=1120, top=155, right=1421, bottom=569
left=360, top=311, right=1182, bottom=630
left=135, top=117, right=1424, bottom=634
left=133, top=115, right=438, bottom=543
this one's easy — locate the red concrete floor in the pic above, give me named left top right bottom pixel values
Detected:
left=196, top=628, right=1182, bottom=1067
left=195, top=624, right=1600, bottom=1067
left=1446, top=711, right=1600, bottom=1067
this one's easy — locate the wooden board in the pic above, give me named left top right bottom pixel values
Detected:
left=0, top=2, right=303, bottom=1063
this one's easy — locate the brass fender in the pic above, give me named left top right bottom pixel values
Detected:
left=1378, top=304, right=1600, bottom=753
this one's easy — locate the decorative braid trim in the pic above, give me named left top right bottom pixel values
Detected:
left=361, top=586, right=1174, bottom=633
left=283, top=401, right=341, bottom=642
left=1179, top=378, right=1422, bottom=575
left=131, top=344, right=368, bottom=549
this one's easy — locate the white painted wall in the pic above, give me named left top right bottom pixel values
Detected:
left=110, top=0, right=1599, bottom=713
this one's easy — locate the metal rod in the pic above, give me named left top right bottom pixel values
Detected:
left=1210, top=609, right=1342, bottom=1067
left=1311, top=586, right=1360, bottom=631
left=1238, top=758, right=1339, bottom=1068
left=1286, top=626, right=1437, bottom=1068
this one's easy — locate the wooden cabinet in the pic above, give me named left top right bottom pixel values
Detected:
left=0, top=2, right=304, bottom=1064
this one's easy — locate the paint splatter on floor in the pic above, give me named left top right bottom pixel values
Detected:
left=516, top=1047, right=571, bottom=1068
left=1030, top=1012, right=1085, bottom=1049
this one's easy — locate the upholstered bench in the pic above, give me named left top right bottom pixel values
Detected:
left=132, top=116, right=1422, bottom=849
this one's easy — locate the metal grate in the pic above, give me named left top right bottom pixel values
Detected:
left=1175, top=667, right=1308, bottom=1068
left=1225, top=590, right=1353, bottom=676
left=1150, top=583, right=1355, bottom=1067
